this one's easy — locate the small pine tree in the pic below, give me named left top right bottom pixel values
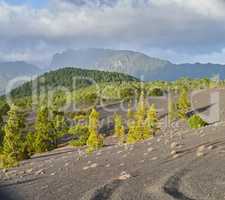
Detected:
left=127, top=102, right=133, bottom=120
left=146, top=104, right=159, bottom=135
left=86, top=109, right=103, bottom=153
left=52, top=113, right=69, bottom=146
left=34, top=107, right=55, bottom=153
left=177, top=89, right=190, bottom=119
left=168, top=95, right=177, bottom=124
left=127, top=92, right=153, bottom=144
left=2, top=105, right=27, bottom=167
left=0, top=114, right=4, bottom=148
left=25, top=132, right=36, bottom=157
left=114, top=114, right=125, bottom=143
left=126, top=122, right=141, bottom=144
left=135, top=91, right=146, bottom=121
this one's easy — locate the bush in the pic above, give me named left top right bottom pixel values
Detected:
left=120, top=87, right=135, bottom=100
left=188, top=115, right=208, bottom=129
left=69, top=125, right=89, bottom=147
left=149, top=88, right=164, bottom=96
left=0, top=154, right=18, bottom=169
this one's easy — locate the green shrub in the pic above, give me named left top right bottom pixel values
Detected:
left=0, top=153, right=18, bottom=169
left=69, top=125, right=89, bottom=147
left=149, top=88, right=164, bottom=96
left=188, top=115, right=208, bottom=129
left=120, top=87, right=135, bottom=100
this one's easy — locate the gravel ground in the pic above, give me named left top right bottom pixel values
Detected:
left=1, top=88, right=225, bottom=200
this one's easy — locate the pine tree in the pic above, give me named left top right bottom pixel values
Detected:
left=127, top=101, right=133, bottom=118
left=177, top=89, right=190, bottom=119
left=34, top=107, right=55, bottom=153
left=86, top=109, right=103, bottom=153
left=0, top=114, right=4, bottom=147
left=25, top=132, right=36, bottom=157
left=168, top=95, right=177, bottom=124
left=146, top=104, right=159, bottom=136
left=135, top=91, right=146, bottom=121
left=52, top=113, right=69, bottom=146
left=127, top=91, right=150, bottom=143
left=2, top=105, right=27, bottom=167
left=114, top=114, right=125, bottom=143
left=127, top=122, right=141, bottom=144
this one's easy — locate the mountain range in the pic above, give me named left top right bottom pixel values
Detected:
left=0, top=61, right=41, bottom=94
left=1, top=48, right=225, bottom=95
left=51, top=48, right=225, bottom=81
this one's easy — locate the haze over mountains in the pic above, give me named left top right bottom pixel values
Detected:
left=51, top=49, right=225, bottom=81
left=1, top=48, right=225, bottom=94
left=0, top=61, right=41, bottom=94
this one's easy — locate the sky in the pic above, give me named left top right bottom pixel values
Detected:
left=1, top=0, right=225, bottom=66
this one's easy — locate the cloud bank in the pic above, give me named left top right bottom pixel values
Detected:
left=0, top=0, right=225, bottom=65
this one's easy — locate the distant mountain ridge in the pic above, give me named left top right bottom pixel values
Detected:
left=51, top=48, right=225, bottom=81
left=0, top=61, right=41, bottom=94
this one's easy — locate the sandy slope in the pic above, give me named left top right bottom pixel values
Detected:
left=1, top=89, right=225, bottom=200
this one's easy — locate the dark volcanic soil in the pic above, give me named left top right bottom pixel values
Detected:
left=1, top=88, right=225, bottom=200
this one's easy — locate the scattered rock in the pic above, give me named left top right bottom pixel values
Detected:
left=196, top=151, right=205, bottom=157
left=170, top=142, right=178, bottom=149
left=118, top=171, right=131, bottom=180
left=26, top=168, right=33, bottom=174
left=173, top=154, right=180, bottom=159
left=105, top=164, right=111, bottom=168
left=41, top=185, right=48, bottom=190
left=83, top=166, right=89, bottom=170
left=171, top=150, right=177, bottom=156
left=90, top=163, right=98, bottom=168
left=120, top=163, right=125, bottom=167
left=18, top=171, right=25, bottom=175
left=35, top=169, right=45, bottom=175
left=64, top=163, right=69, bottom=167
left=147, top=147, right=154, bottom=152
left=143, top=152, right=148, bottom=156
left=151, top=157, right=158, bottom=161
left=197, top=145, right=206, bottom=152
left=50, top=172, right=56, bottom=176
left=207, top=145, right=214, bottom=150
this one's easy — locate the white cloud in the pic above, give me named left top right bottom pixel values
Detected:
left=0, top=0, right=225, bottom=65
left=151, top=0, right=225, bottom=18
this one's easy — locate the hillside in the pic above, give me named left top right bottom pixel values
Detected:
left=10, top=67, right=139, bottom=98
left=0, top=61, right=41, bottom=94
left=51, top=48, right=225, bottom=81
left=50, top=48, right=171, bottom=79
left=2, top=88, right=225, bottom=200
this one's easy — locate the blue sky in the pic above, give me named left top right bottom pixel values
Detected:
left=1, top=0, right=225, bottom=66
left=4, top=0, right=47, bottom=8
